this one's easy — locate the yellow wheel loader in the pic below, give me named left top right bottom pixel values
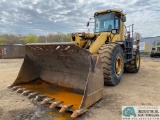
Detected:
left=8, top=9, right=140, bottom=118
left=150, top=40, right=160, bottom=57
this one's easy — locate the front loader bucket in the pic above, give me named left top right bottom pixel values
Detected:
left=8, top=42, right=104, bottom=118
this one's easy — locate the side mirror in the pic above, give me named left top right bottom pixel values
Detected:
left=121, top=16, right=126, bottom=22
left=111, top=29, right=119, bottom=34
left=87, top=21, right=89, bottom=27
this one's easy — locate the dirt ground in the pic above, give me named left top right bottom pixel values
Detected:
left=0, top=57, right=160, bottom=120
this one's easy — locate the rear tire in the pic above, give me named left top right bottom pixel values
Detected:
left=98, top=44, right=124, bottom=86
left=124, top=49, right=140, bottom=73
left=150, top=52, right=154, bottom=57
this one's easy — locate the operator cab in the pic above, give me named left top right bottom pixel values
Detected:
left=153, top=40, right=160, bottom=46
left=94, top=10, right=126, bottom=33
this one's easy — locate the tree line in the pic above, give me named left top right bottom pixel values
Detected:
left=0, top=33, right=71, bottom=45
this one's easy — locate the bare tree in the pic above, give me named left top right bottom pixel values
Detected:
left=134, top=32, right=141, bottom=40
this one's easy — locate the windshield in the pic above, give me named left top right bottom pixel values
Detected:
left=154, top=41, right=160, bottom=46
left=95, top=13, right=120, bottom=32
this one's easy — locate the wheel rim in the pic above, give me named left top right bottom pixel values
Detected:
left=136, top=55, right=140, bottom=68
left=115, top=55, right=122, bottom=75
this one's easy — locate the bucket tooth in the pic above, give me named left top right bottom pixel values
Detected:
left=50, top=101, right=63, bottom=108
left=59, top=104, right=73, bottom=113
left=7, top=85, right=14, bottom=89
left=40, top=98, right=55, bottom=104
left=71, top=108, right=88, bottom=118
left=22, top=90, right=33, bottom=96
left=28, top=92, right=40, bottom=99
left=16, top=88, right=27, bottom=93
left=11, top=86, right=21, bottom=91
left=34, top=95, right=46, bottom=101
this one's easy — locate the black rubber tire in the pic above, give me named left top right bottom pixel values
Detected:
left=124, top=49, right=140, bottom=73
left=98, top=44, right=124, bottom=86
left=150, top=52, right=154, bottom=57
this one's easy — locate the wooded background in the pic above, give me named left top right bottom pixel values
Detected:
left=0, top=33, right=71, bottom=45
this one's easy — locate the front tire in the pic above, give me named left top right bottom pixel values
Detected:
left=98, top=44, right=124, bottom=86
left=150, top=51, right=154, bottom=57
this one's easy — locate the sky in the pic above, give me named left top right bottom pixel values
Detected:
left=0, top=0, right=160, bottom=37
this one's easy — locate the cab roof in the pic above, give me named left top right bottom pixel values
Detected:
left=94, top=9, right=125, bottom=16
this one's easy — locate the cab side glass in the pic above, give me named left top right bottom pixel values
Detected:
left=121, top=16, right=126, bottom=22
